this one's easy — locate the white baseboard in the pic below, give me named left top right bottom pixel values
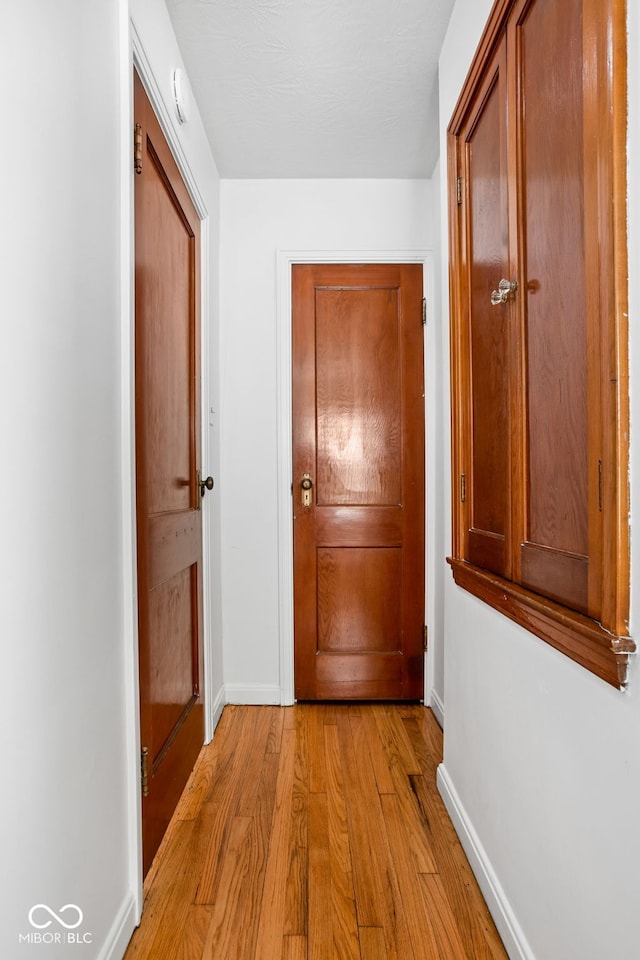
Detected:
left=437, top=764, right=535, bottom=960
left=224, top=683, right=281, bottom=705
left=428, top=687, right=445, bottom=729
left=97, top=890, right=137, bottom=960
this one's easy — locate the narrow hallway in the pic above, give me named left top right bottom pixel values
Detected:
left=125, top=704, right=507, bottom=959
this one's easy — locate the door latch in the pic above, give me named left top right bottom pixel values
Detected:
left=196, top=470, right=214, bottom=509
left=301, top=474, right=313, bottom=507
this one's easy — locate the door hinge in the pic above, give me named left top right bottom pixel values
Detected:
left=456, top=176, right=463, bottom=205
left=141, top=747, right=149, bottom=798
left=422, top=297, right=427, bottom=325
left=423, top=625, right=429, bottom=651
left=134, top=123, right=143, bottom=175
left=598, top=459, right=603, bottom=512
left=460, top=473, right=466, bottom=503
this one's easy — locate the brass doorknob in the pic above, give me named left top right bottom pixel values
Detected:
left=300, top=474, right=313, bottom=507
left=199, top=475, right=214, bottom=496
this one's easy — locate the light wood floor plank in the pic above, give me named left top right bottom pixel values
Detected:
left=201, top=815, right=263, bottom=960
left=196, top=706, right=268, bottom=905
left=128, top=811, right=215, bottom=960
left=309, top=705, right=328, bottom=794
left=282, top=935, right=307, bottom=960
left=254, top=726, right=298, bottom=960
left=236, top=705, right=279, bottom=816
left=372, top=704, right=422, bottom=777
left=308, top=793, right=332, bottom=960
left=359, top=927, right=388, bottom=960
left=372, top=709, right=438, bottom=875
left=402, top=713, right=443, bottom=781
left=192, top=801, right=231, bottom=906
left=124, top=821, right=196, bottom=959
left=324, top=722, right=361, bottom=960
left=347, top=714, right=415, bottom=960
left=336, top=714, right=386, bottom=930
left=408, top=773, right=505, bottom=960
left=418, top=874, right=473, bottom=960
left=379, top=793, right=442, bottom=959
left=175, top=905, right=213, bottom=960
left=266, top=704, right=285, bottom=754
left=284, top=706, right=309, bottom=936
left=360, top=711, right=396, bottom=795
left=172, top=737, right=220, bottom=822
left=203, top=705, right=252, bottom=804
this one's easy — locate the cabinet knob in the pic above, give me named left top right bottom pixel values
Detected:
left=490, top=278, right=518, bottom=305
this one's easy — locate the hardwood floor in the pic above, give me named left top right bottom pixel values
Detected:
left=124, top=704, right=508, bottom=960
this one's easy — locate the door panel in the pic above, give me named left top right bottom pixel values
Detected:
left=515, top=0, right=590, bottom=612
left=317, top=547, right=402, bottom=652
left=293, top=263, right=424, bottom=701
left=134, top=71, right=204, bottom=876
left=315, top=288, right=402, bottom=505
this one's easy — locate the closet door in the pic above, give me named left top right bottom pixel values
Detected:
left=457, top=35, right=512, bottom=580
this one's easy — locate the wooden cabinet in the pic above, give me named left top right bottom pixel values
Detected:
left=447, top=0, right=634, bottom=687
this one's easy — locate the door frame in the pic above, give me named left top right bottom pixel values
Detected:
left=276, top=249, right=437, bottom=707
left=120, top=20, right=215, bottom=914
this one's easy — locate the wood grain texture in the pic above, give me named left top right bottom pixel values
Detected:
left=317, top=548, right=402, bottom=654
left=515, top=0, right=591, bottom=613
left=148, top=568, right=195, bottom=757
left=124, top=705, right=509, bottom=960
left=134, top=69, right=204, bottom=875
left=519, top=0, right=588, bottom=558
left=315, top=287, right=401, bottom=506
left=292, top=263, right=425, bottom=700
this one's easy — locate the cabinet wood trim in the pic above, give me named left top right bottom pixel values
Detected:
left=448, top=559, right=634, bottom=689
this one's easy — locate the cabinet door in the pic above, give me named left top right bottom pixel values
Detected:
left=447, top=0, right=631, bottom=688
left=458, top=36, right=512, bottom=579
left=511, top=0, right=597, bottom=615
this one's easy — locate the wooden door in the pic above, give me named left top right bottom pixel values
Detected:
left=134, top=71, right=204, bottom=876
left=457, top=33, right=511, bottom=581
left=292, top=264, right=425, bottom=700
left=512, top=0, right=594, bottom=615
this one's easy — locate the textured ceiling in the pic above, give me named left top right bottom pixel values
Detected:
left=165, top=0, right=456, bottom=178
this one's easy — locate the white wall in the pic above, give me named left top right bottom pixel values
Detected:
left=1, top=2, right=130, bottom=957
left=219, top=179, right=434, bottom=703
left=437, top=4, right=640, bottom=960
left=0, top=2, right=222, bottom=958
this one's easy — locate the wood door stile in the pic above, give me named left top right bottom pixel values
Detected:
left=292, top=264, right=425, bottom=701
left=462, top=36, right=511, bottom=580
left=134, top=70, right=205, bottom=875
